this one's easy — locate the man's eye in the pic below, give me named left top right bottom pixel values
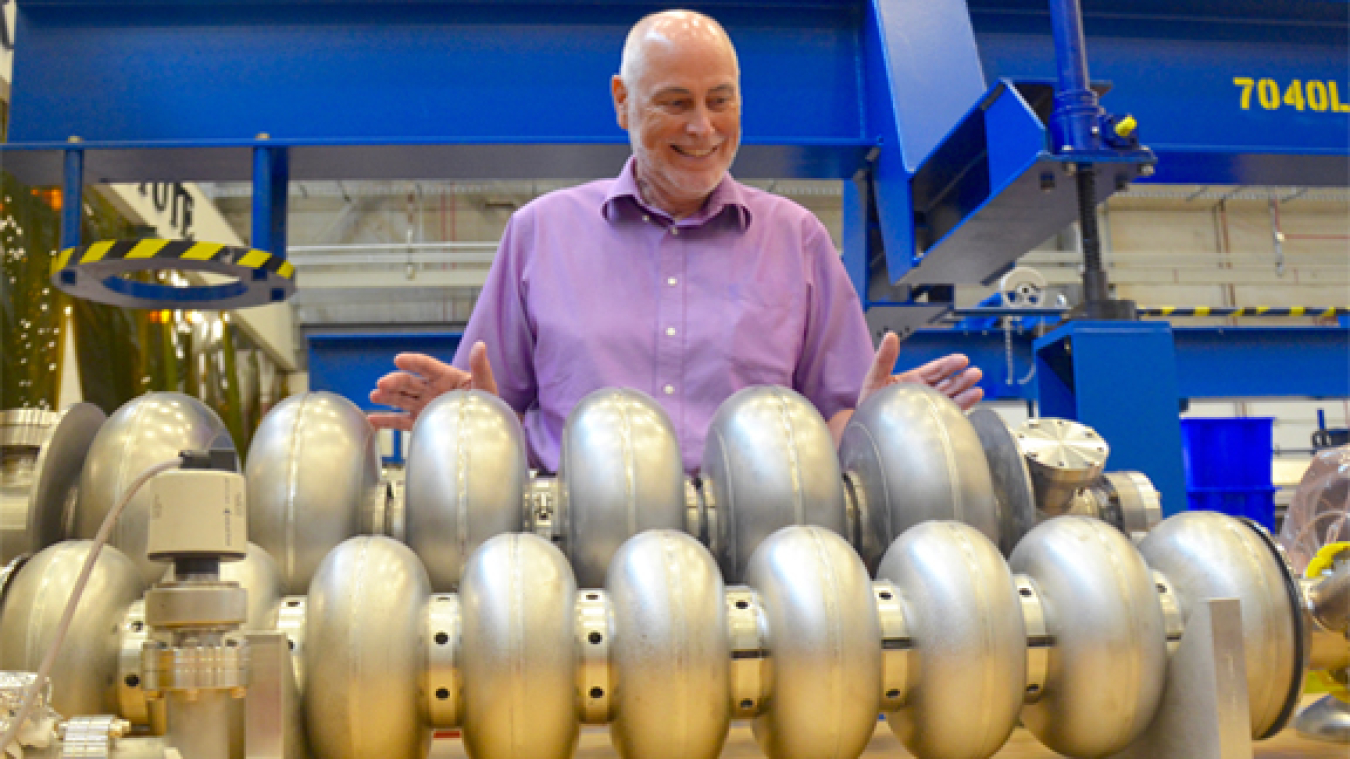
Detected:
left=709, top=97, right=731, bottom=109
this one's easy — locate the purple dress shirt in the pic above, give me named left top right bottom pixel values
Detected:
left=453, top=159, right=874, bottom=473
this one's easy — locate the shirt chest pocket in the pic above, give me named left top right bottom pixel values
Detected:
left=715, top=285, right=805, bottom=387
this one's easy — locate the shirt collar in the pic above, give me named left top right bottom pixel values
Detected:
left=602, top=156, right=753, bottom=230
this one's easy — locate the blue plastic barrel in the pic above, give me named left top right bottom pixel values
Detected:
left=1180, top=417, right=1275, bottom=528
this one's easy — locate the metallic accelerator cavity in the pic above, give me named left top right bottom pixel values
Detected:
left=702, top=387, right=848, bottom=582
left=839, top=385, right=1000, bottom=569
left=72, top=393, right=233, bottom=586
left=459, top=532, right=579, bottom=759
left=405, top=390, right=528, bottom=591
left=1138, top=511, right=1305, bottom=739
left=0, top=540, right=143, bottom=717
left=606, top=530, right=730, bottom=759
left=877, top=521, right=1025, bottom=759
left=966, top=409, right=1038, bottom=555
left=0, top=404, right=105, bottom=565
left=246, top=392, right=381, bottom=594
left=558, top=389, right=686, bottom=588
left=304, top=535, right=431, bottom=759
left=745, top=525, right=881, bottom=759
left=1011, top=517, right=1167, bottom=757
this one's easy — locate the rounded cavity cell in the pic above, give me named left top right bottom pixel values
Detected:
left=304, top=536, right=431, bottom=759
left=246, top=392, right=380, bottom=595
left=405, top=390, right=528, bottom=591
left=839, top=384, right=999, bottom=569
left=1010, top=517, right=1167, bottom=757
left=877, top=521, right=1025, bottom=759
left=459, top=533, right=578, bottom=759
left=0, top=541, right=142, bottom=716
left=967, top=409, right=1038, bottom=555
left=606, top=530, right=729, bottom=759
left=0, top=403, right=105, bottom=565
left=745, top=525, right=880, bottom=759
left=74, top=392, right=233, bottom=586
left=559, top=389, right=686, bottom=588
left=1138, top=511, right=1304, bottom=739
left=702, top=387, right=847, bottom=583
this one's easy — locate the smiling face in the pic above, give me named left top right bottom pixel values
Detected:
left=612, top=12, right=741, bottom=218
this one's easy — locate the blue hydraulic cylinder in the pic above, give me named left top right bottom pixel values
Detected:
left=60, top=148, right=83, bottom=250
left=1047, top=0, right=1102, bottom=153
left=1033, top=321, right=1188, bottom=517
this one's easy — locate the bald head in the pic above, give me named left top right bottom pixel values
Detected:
left=619, top=10, right=739, bottom=87
left=611, top=10, right=742, bottom=218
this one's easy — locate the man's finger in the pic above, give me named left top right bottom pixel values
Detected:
left=951, top=386, right=985, bottom=411
left=370, top=388, right=422, bottom=411
left=375, top=371, right=428, bottom=395
left=367, top=412, right=414, bottom=432
left=916, top=353, right=971, bottom=383
left=468, top=341, right=499, bottom=396
left=945, top=367, right=983, bottom=398
left=863, top=332, right=902, bottom=391
left=393, top=352, right=454, bottom=381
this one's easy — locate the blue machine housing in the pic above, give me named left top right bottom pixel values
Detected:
left=7, top=0, right=1346, bottom=311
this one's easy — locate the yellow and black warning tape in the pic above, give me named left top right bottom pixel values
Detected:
left=52, top=239, right=294, bottom=280
left=1140, top=306, right=1346, bottom=318
left=51, top=239, right=296, bottom=309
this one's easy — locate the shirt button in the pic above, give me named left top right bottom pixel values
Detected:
left=643, top=215, right=651, bottom=223
left=670, top=227, right=680, bottom=236
left=667, top=277, right=678, bottom=286
left=665, top=327, right=677, bottom=336
left=663, top=384, right=675, bottom=395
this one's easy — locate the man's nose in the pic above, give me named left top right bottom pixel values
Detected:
left=685, top=104, right=714, bottom=135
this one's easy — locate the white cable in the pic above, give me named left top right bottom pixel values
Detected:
left=0, top=458, right=182, bottom=756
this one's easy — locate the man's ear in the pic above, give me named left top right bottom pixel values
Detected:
left=612, top=75, right=630, bottom=130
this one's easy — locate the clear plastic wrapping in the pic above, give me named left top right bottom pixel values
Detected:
left=1278, top=446, right=1350, bottom=574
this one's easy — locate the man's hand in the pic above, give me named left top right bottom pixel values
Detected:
left=367, top=341, right=498, bottom=431
left=859, top=332, right=984, bottom=411
left=831, top=333, right=984, bottom=444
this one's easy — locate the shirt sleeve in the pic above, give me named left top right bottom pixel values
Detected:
left=452, top=209, right=539, bottom=414
left=793, top=217, right=874, bottom=421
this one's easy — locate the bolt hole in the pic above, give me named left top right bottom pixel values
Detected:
left=435, top=632, right=449, bottom=645
left=885, top=689, right=900, bottom=699
left=1027, top=684, right=1040, bottom=693
left=287, top=639, right=296, bottom=651
left=225, top=639, right=238, bottom=648
left=435, top=596, right=451, bottom=603
left=285, top=600, right=300, bottom=608
left=1156, top=584, right=1167, bottom=594
left=739, top=699, right=754, bottom=710
left=588, top=632, right=603, bottom=645
left=1019, top=587, right=1032, bottom=597
left=734, top=600, right=749, bottom=610
left=124, top=674, right=140, bottom=688
left=130, top=621, right=144, bottom=633
left=589, top=687, right=604, bottom=699
left=878, top=591, right=893, bottom=601
left=436, top=687, right=449, bottom=700
left=586, top=593, right=599, bottom=601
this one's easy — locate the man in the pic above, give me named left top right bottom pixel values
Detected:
left=370, top=10, right=982, bottom=472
